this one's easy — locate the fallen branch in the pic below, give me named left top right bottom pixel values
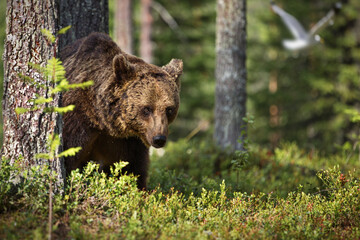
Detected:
left=151, top=1, right=187, bottom=43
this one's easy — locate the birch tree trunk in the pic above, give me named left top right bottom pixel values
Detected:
left=114, top=0, right=133, bottom=54
left=2, top=0, right=63, bottom=181
left=140, top=0, right=153, bottom=63
left=214, top=0, right=247, bottom=151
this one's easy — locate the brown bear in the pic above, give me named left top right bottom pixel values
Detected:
left=61, top=32, right=183, bottom=189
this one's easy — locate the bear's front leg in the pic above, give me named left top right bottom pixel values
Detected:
left=63, top=111, right=100, bottom=174
left=89, top=135, right=150, bottom=190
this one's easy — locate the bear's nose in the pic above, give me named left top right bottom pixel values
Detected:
left=152, top=135, right=167, bottom=148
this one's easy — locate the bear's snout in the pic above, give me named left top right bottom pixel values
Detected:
left=152, top=135, right=167, bottom=148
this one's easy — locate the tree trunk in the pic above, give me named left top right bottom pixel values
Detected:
left=2, top=0, right=64, bottom=181
left=214, top=0, right=247, bottom=151
left=2, top=0, right=109, bottom=186
left=114, top=0, right=133, bottom=54
left=58, top=0, right=109, bottom=50
left=140, top=0, right=153, bottom=63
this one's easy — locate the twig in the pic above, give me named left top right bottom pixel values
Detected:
left=151, top=1, right=187, bottom=43
left=185, top=120, right=210, bottom=141
left=48, top=176, right=53, bottom=240
left=313, top=187, right=337, bottom=195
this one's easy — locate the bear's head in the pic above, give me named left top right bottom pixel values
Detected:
left=107, top=53, right=183, bottom=148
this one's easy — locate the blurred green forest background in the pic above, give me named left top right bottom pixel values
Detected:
left=0, top=0, right=359, bottom=154
left=1, top=2, right=360, bottom=237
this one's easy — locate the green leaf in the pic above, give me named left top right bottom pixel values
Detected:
left=35, top=153, right=51, bottom=160
left=15, top=107, right=30, bottom=115
left=28, top=62, right=46, bottom=73
left=58, top=147, right=82, bottom=158
left=344, top=108, right=360, bottom=123
left=50, top=80, right=94, bottom=95
left=49, top=134, right=61, bottom=154
left=44, top=105, right=75, bottom=114
left=45, top=57, right=66, bottom=83
left=41, top=29, right=55, bottom=43
left=31, top=97, right=53, bottom=105
left=57, top=25, right=71, bottom=35
left=67, top=80, right=94, bottom=90
left=18, top=73, right=46, bottom=89
left=53, top=105, right=75, bottom=114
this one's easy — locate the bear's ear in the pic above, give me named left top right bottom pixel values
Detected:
left=162, top=59, right=183, bottom=88
left=113, top=54, right=137, bottom=84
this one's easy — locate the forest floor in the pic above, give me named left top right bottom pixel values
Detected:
left=1, top=139, right=360, bottom=239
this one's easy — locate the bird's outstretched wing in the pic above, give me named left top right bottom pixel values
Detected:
left=309, top=3, right=341, bottom=37
left=270, top=1, right=308, bottom=40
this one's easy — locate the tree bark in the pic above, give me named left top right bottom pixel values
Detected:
left=114, top=0, right=133, bottom=54
left=2, top=0, right=109, bottom=186
left=140, top=0, right=153, bottom=63
left=2, top=0, right=64, bottom=181
left=214, top=0, right=247, bottom=151
left=58, top=0, right=109, bottom=50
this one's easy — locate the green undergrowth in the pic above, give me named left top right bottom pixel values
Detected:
left=1, top=141, right=360, bottom=239
left=149, top=140, right=360, bottom=198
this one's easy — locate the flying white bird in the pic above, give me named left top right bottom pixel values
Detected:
left=270, top=1, right=342, bottom=51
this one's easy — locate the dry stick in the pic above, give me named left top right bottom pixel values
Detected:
left=48, top=176, right=53, bottom=240
left=185, top=120, right=210, bottom=141
left=151, top=1, right=179, bottom=31
left=48, top=36, right=58, bottom=240
left=151, top=1, right=187, bottom=43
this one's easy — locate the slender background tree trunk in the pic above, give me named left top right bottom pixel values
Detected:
left=58, top=0, right=109, bottom=50
left=214, top=0, right=247, bottom=151
left=140, top=0, right=153, bottom=63
left=114, top=0, right=133, bottom=54
left=2, top=0, right=63, bottom=179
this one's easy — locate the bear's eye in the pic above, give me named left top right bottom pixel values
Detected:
left=166, top=107, right=175, bottom=117
left=141, top=106, right=152, bottom=117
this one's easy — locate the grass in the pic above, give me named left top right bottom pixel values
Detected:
left=0, top=139, right=360, bottom=239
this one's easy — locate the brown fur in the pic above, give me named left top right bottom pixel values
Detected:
left=61, top=32, right=183, bottom=189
